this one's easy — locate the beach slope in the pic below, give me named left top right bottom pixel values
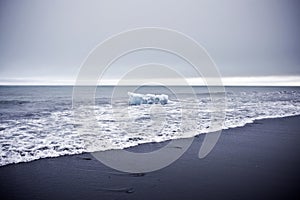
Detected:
left=1, top=116, right=300, bottom=200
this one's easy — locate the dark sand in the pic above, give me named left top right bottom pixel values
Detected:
left=1, top=116, right=300, bottom=200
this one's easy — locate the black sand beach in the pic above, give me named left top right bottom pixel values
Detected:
left=1, top=116, right=300, bottom=200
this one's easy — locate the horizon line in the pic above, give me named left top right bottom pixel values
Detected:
left=0, top=84, right=300, bottom=87
left=1, top=76, right=300, bottom=86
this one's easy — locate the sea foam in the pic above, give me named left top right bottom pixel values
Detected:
left=1, top=87, right=300, bottom=166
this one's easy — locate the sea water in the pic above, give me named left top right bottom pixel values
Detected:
left=1, top=86, right=300, bottom=166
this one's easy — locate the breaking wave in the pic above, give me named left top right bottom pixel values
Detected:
left=1, top=87, right=300, bottom=166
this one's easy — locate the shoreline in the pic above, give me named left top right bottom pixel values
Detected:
left=1, top=114, right=300, bottom=168
left=1, top=115, right=300, bottom=199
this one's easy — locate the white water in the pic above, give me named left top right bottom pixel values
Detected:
left=1, top=88, right=300, bottom=166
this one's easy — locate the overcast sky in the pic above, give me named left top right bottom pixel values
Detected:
left=0, top=0, right=300, bottom=85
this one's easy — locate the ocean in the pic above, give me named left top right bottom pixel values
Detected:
left=1, top=86, right=300, bottom=166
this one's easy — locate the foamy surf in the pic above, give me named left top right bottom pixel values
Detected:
left=1, top=86, right=300, bottom=166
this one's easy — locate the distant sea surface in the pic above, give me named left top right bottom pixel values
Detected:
left=1, top=86, right=300, bottom=166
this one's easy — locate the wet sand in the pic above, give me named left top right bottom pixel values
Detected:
left=1, top=116, right=300, bottom=200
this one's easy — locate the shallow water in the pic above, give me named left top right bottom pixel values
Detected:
left=1, top=86, right=300, bottom=166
